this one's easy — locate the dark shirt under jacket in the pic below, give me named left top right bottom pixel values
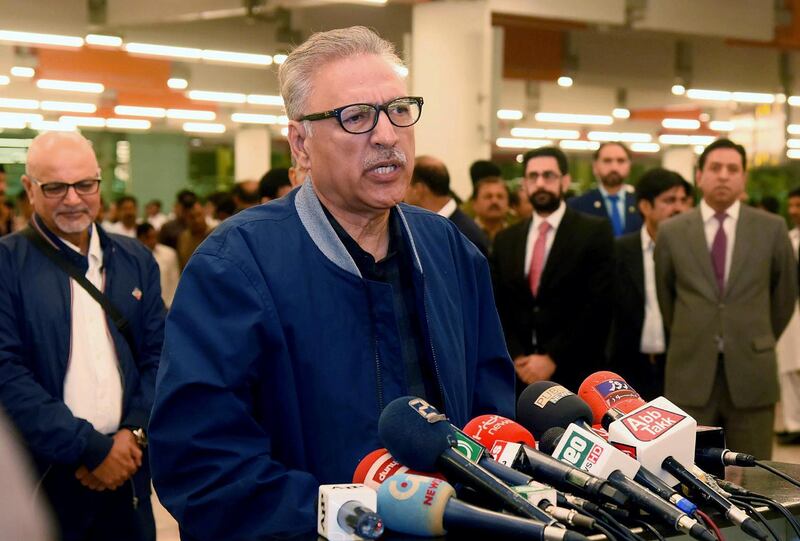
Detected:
left=448, top=207, right=490, bottom=257
left=491, top=207, right=615, bottom=394
left=322, top=205, right=443, bottom=410
left=608, top=231, right=665, bottom=400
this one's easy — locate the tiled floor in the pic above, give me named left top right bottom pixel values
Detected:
left=151, top=435, right=800, bottom=541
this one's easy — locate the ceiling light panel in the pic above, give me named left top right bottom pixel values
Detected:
left=0, top=30, right=83, bottom=48
left=188, top=90, right=246, bottom=103
left=534, top=112, right=613, bottom=125
left=37, top=79, right=104, bottom=93
left=40, top=101, right=97, bottom=113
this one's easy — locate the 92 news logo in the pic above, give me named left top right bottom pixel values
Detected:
left=622, top=406, right=685, bottom=442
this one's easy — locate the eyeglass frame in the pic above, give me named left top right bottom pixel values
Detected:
left=298, top=96, right=424, bottom=134
left=29, top=177, right=102, bottom=199
left=524, top=171, right=563, bottom=183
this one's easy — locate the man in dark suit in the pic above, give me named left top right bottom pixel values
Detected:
left=655, top=138, right=798, bottom=458
left=568, top=142, right=642, bottom=236
left=609, top=168, right=685, bottom=400
left=405, top=155, right=489, bottom=255
left=492, top=147, right=614, bottom=393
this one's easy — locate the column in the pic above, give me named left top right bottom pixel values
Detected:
left=662, top=147, right=696, bottom=184
left=128, top=133, right=189, bottom=209
left=234, top=128, right=271, bottom=182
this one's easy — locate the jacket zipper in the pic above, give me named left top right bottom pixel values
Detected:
left=421, top=284, right=446, bottom=408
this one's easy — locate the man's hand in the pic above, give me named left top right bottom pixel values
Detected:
left=514, top=354, right=557, bottom=385
left=87, top=429, right=142, bottom=490
left=75, top=466, right=108, bottom=491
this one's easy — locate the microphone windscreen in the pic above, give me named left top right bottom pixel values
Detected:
left=352, top=448, right=445, bottom=488
left=377, top=473, right=455, bottom=536
left=378, top=396, right=456, bottom=472
left=462, top=415, right=536, bottom=448
left=578, top=371, right=646, bottom=424
left=539, top=427, right=566, bottom=455
left=516, top=381, right=593, bottom=439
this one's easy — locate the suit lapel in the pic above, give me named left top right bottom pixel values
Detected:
left=724, top=206, right=752, bottom=298
left=511, top=219, right=531, bottom=288
left=627, top=237, right=645, bottom=301
left=539, top=209, right=575, bottom=289
left=685, top=210, right=719, bottom=297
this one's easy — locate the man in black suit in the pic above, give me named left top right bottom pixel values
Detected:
left=492, top=147, right=614, bottom=393
left=405, top=155, right=489, bottom=255
left=608, top=168, right=685, bottom=400
left=568, top=142, right=642, bottom=236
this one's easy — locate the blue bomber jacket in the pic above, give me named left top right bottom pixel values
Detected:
left=149, top=181, right=515, bottom=540
left=0, top=219, right=165, bottom=472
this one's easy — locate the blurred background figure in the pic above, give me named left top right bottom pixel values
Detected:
left=508, top=180, right=534, bottom=222
left=177, top=201, right=212, bottom=269
left=137, top=223, right=180, bottom=309
left=144, top=199, right=167, bottom=231
left=159, top=190, right=197, bottom=250
left=472, top=176, right=510, bottom=245
left=232, top=180, right=260, bottom=213
left=258, top=168, right=293, bottom=203
left=13, top=190, right=33, bottom=231
left=105, top=195, right=139, bottom=237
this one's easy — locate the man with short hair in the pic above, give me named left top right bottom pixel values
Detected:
left=137, top=223, right=180, bottom=309
left=609, top=168, right=685, bottom=399
left=0, top=132, right=164, bottom=540
left=175, top=201, right=211, bottom=269
left=149, top=26, right=514, bottom=540
left=472, top=176, right=510, bottom=243
left=492, top=146, right=614, bottom=393
left=258, top=167, right=294, bottom=203
left=569, top=142, right=642, bottom=236
left=105, top=195, right=138, bottom=237
left=677, top=178, right=695, bottom=212
left=655, top=138, right=797, bottom=458
left=144, top=199, right=167, bottom=231
left=461, top=159, right=502, bottom=218
left=405, top=155, right=489, bottom=255
left=776, top=187, right=800, bottom=444
left=232, top=180, right=261, bottom=212
left=158, top=189, right=197, bottom=249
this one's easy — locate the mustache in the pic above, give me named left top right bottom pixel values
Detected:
left=363, top=148, right=407, bottom=170
left=54, top=205, right=91, bottom=215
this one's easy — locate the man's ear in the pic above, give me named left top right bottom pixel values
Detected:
left=21, top=175, right=34, bottom=204
left=287, top=121, right=311, bottom=172
left=561, top=174, right=571, bottom=192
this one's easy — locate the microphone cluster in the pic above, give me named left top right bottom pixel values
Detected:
left=318, top=371, right=800, bottom=540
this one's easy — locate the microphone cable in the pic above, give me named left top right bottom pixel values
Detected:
left=695, top=509, right=725, bottom=541
left=630, top=518, right=666, bottom=541
left=729, top=498, right=780, bottom=541
left=754, top=460, right=800, bottom=490
left=715, top=478, right=800, bottom=538
left=559, top=496, right=641, bottom=541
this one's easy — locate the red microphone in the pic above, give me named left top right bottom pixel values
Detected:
left=578, top=371, right=646, bottom=425
left=463, top=414, right=537, bottom=448
left=352, top=448, right=443, bottom=489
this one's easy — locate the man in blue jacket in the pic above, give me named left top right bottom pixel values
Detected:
left=0, top=132, right=164, bottom=540
left=149, top=26, right=515, bottom=541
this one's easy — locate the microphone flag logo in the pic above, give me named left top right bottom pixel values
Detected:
left=621, top=406, right=685, bottom=442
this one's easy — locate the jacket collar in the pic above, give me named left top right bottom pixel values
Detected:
left=294, top=179, right=423, bottom=278
left=31, top=214, right=113, bottom=273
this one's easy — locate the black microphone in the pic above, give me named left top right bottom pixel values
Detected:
left=377, top=473, right=590, bottom=541
left=519, top=381, right=698, bottom=515
left=378, top=396, right=560, bottom=527
left=695, top=447, right=756, bottom=467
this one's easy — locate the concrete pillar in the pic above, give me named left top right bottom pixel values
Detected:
left=128, top=133, right=189, bottom=209
left=662, top=147, right=696, bottom=184
left=234, top=128, right=271, bottom=182
left=412, top=0, right=493, bottom=199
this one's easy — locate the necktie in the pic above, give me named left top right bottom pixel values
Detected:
left=529, top=221, right=551, bottom=297
left=607, top=194, right=624, bottom=237
left=710, top=212, right=727, bottom=295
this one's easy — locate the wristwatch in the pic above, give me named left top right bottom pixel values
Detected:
left=131, top=427, right=148, bottom=449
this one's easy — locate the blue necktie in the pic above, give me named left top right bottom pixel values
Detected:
left=607, top=194, right=624, bottom=237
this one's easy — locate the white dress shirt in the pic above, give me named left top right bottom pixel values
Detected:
left=524, top=201, right=567, bottom=276
left=153, top=243, right=180, bottom=308
left=639, top=227, right=665, bottom=354
left=104, top=221, right=137, bottom=238
left=61, top=225, right=123, bottom=435
left=436, top=198, right=457, bottom=219
left=700, top=199, right=740, bottom=284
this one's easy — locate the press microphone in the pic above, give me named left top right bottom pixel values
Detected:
left=518, top=382, right=714, bottom=541
left=378, top=396, right=560, bottom=524
left=462, top=415, right=628, bottom=507
left=377, top=473, right=589, bottom=541
left=318, top=484, right=384, bottom=540
left=585, top=376, right=770, bottom=541
left=352, top=448, right=444, bottom=489
left=695, top=447, right=756, bottom=468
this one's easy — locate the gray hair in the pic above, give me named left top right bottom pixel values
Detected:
left=279, top=26, right=404, bottom=121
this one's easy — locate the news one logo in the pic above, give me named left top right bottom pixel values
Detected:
left=594, top=380, right=640, bottom=405
left=470, top=415, right=511, bottom=441
left=408, top=398, right=447, bottom=424
left=622, top=406, right=685, bottom=442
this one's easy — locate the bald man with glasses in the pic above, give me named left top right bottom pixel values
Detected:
left=0, top=132, right=164, bottom=540
left=149, top=26, right=514, bottom=541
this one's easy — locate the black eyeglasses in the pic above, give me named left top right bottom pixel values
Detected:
left=30, top=177, right=101, bottom=199
left=299, top=96, right=423, bottom=134
left=525, top=171, right=561, bottom=183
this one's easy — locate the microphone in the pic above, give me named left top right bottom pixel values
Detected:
left=585, top=376, right=770, bottom=541
left=377, top=473, right=589, bottom=541
left=518, top=382, right=714, bottom=541
left=378, top=396, right=561, bottom=524
left=695, top=447, right=756, bottom=468
left=352, top=448, right=444, bottom=489
left=318, top=484, right=384, bottom=540
left=462, top=415, right=628, bottom=507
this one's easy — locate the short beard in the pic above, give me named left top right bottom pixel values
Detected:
left=529, top=189, right=561, bottom=214
left=54, top=213, right=92, bottom=234
left=600, top=172, right=624, bottom=189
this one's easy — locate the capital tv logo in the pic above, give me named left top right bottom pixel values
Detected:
left=621, top=406, right=685, bottom=442
left=408, top=398, right=448, bottom=424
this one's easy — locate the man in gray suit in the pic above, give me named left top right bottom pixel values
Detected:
left=655, top=138, right=798, bottom=459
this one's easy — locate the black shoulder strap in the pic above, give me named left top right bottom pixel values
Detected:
left=21, top=226, right=137, bottom=355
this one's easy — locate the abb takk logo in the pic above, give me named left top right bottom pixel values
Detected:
left=621, top=406, right=685, bottom=442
